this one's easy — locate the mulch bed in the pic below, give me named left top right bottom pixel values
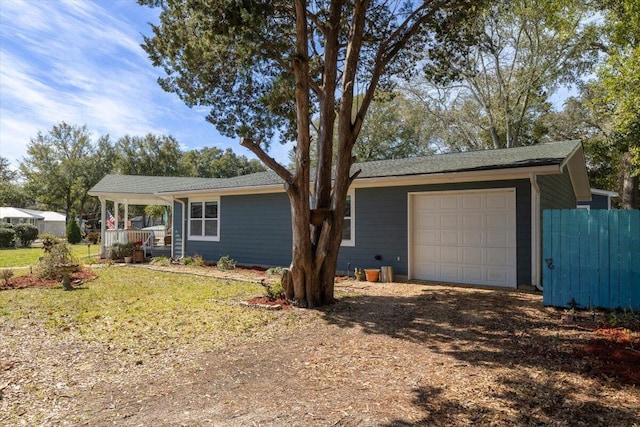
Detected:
left=0, top=268, right=97, bottom=290
left=579, top=327, right=640, bottom=385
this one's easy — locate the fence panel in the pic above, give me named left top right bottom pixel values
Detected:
left=543, top=209, right=640, bottom=311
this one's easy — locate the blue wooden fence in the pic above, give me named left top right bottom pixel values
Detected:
left=542, top=209, right=640, bottom=310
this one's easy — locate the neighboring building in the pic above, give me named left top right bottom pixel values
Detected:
left=0, top=207, right=67, bottom=237
left=577, top=188, right=619, bottom=210
left=0, top=207, right=43, bottom=226
left=89, top=140, right=591, bottom=290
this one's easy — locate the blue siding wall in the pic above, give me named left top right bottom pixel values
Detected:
left=337, top=180, right=531, bottom=284
left=577, top=194, right=610, bottom=210
left=176, top=180, right=533, bottom=285
left=186, top=192, right=293, bottom=266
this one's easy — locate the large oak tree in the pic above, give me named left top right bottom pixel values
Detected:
left=141, top=0, right=485, bottom=307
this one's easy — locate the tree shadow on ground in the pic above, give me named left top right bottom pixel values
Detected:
left=320, top=286, right=639, bottom=426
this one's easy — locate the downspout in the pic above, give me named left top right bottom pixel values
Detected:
left=530, top=173, right=543, bottom=291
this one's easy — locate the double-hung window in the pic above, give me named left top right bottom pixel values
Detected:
left=189, top=198, right=220, bottom=241
left=341, top=191, right=355, bottom=246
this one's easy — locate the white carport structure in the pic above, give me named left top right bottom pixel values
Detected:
left=87, top=178, right=173, bottom=258
left=0, top=207, right=44, bottom=225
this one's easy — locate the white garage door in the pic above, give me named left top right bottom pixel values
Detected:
left=410, top=189, right=517, bottom=288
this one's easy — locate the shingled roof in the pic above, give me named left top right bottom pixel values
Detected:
left=89, top=140, right=583, bottom=196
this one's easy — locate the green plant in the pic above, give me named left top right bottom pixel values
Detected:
left=40, top=233, right=60, bottom=252
left=109, top=242, right=133, bottom=260
left=261, top=280, right=284, bottom=300
left=216, top=255, right=236, bottom=271
left=35, top=241, right=79, bottom=280
left=150, top=256, right=171, bottom=265
left=14, top=223, right=39, bottom=247
left=267, top=266, right=284, bottom=275
left=86, top=232, right=100, bottom=244
left=607, top=308, right=640, bottom=330
left=0, top=224, right=15, bottom=248
left=1, top=269, right=14, bottom=285
left=66, top=216, right=82, bottom=244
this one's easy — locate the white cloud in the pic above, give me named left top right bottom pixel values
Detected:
left=0, top=0, right=288, bottom=172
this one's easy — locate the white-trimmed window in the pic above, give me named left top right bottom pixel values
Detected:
left=189, top=198, right=220, bottom=241
left=341, top=191, right=355, bottom=247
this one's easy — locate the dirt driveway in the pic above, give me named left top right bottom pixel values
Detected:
left=2, top=272, right=639, bottom=426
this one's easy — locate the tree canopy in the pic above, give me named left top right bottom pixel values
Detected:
left=141, top=0, right=487, bottom=306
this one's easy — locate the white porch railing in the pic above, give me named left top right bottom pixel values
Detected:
left=104, top=229, right=155, bottom=256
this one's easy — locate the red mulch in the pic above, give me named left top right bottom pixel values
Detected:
left=0, top=269, right=98, bottom=291
left=246, top=296, right=292, bottom=309
left=578, top=327, right=640, bottom=386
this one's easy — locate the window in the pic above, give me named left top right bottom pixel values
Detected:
left=189, top=199, right=219, bottom=241
left=341, top=191, right=355, bottom=246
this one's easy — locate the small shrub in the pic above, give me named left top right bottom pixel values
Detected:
left=36, top=242, right=79, bottom=280
left=14, top=223, right=39, bottom=247
left=109, top=242, right=134, bottom=260
left=40, top=234, right=60, bottom=252
left=150, top=256, right=171, bottom=265
left=0, top=225, right=15, bottom=248
left=1, top=269, right=14, bottom=285
left=216, top=255, right=236, bottom=271
left=267, top=266, right=284, bottom=275
left=66, top=216, right=82, bottom=244
left=261, top=280, right=285, bottom=300
left=86, top=232, right=100, bottom=244
left=607, top=308, right=640, bottom=330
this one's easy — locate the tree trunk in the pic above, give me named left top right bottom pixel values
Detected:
left=621, top=151, right=639, bottom=209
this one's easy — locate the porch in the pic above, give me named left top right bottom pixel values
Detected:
left=91, top=188, right=175, bottom=259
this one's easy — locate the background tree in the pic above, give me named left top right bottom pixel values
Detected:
left=19, top=123, right=102, bottom=222
left=404, top=0, right=598, bottom=151
left=586, top=0, right=640, bottom=208
left=141, top=0, right=486, bottom=307
left=0, top=157, right=30, bottom=207
left=180, top=147, right=265, bottom=178
left=352, top=92, right=436, bottom=161
left=114, top=134, right=185, bottom=177
left=66, top=211, right=83, bottom=244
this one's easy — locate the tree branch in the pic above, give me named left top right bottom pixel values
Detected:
left=240, top=137, right=293, bottom=184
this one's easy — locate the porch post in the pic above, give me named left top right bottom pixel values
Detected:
left=114, top=202, right=119, bottom=230
left=124, top=202, right=129, bottom=229
left=100, top=198, right=107, bottom=258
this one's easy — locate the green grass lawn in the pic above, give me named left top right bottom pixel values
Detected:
left=0, top=244, right=100, bottom=268
left=0, top=267, right=284, bottom=353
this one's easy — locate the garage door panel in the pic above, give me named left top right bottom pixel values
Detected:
left=410, top=189, right=517, bottom=288
left=462, top=194, right=483, bottom=209
left=462, top=214, right=483, bottom=228
left=440, top=246, right=459, bottom=263
left=440, top=196, right=459, bottom=209
left=462, top=247, right=483, bottom=263
left=440, top=215, right=459, bottom=228
left=415, top=230, right=438, bottom=245
left=462, top=230, right=483, bottom=246
left=440, top=231, right=459, bottom=245
left=463, top=266, right=484, bottom=282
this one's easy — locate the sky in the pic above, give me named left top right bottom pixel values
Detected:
left=0, top=0, right=293, bottom=172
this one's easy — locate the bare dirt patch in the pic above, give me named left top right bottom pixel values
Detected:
left=1, top=268, right=638, bottom=426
